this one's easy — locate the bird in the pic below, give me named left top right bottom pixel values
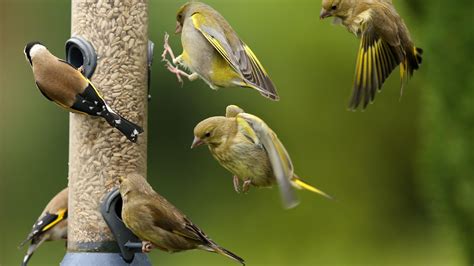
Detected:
left=191, top=105, right=332, bottom=209
left=19, top=187, right=68, bottom=266
left=118, top=173, right=245, bottom=265
left=162, top=1, right=279, bottom=101
left=319, top=0, right=423, bottom=110
left=24, top=42, right=144, bottom=142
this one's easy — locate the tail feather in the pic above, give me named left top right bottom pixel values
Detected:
left=291, top=176, right=333, bottom=200
left=210, top=244, right=245, bottom=265
left=102, top=106, right=144, bottom=143
left=21, top=238, right=44, bottom=266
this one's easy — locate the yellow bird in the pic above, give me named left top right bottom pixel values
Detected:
left=192, top=105, right=332, bottom=209
left=162, top=1, right=279, bottom=101
left=320, top=0, right=423, bottom=109
left=19, top=187, right=68, bottom=266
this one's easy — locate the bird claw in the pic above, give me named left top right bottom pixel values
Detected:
left=233, top=176, right=241, bottom=193
left=166, top=61, right=184, bottom=84
left=78, top=65, right=85, bottom=75
left=242, top=180, right=252, bottom=194
left=142, top=241, right=154, bottom=253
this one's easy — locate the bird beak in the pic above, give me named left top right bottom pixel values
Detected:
left=175, top=21, right=182, bottom=34
left=319, top=8, right=332, bottom=19
left=190, top=137, right=204, bottom=149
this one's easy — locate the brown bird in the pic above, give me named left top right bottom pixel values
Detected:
left=320, top=0, right=423, bottom=109
left=118, top=174, right=245, bottom=265
left=24, top=42, right=144, bottom=142
left=192, top=105, right=332, bottom=209
left=19, top=187, right=68, bottom=266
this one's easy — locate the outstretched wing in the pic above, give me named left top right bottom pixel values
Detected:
left=190, top=12, right=279, bottom=100
left=350, top=12, right=403, bottom=110
left=236, top=113, right=298, bottom=209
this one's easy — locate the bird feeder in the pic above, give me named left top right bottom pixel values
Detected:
left=61, top=0, right=152, bottom=264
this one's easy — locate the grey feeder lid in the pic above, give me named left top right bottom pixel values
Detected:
left=65, top=37, right=97, bottom=79
left=101, top=188, right=145, bottom=263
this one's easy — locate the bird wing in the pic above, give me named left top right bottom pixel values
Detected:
left=236, top=113, right=299, bottom=209
left=190, top=12, right=279, bottom=100
left=19, top=208, right=67, bottom=248
left=350, top=8, right=403, bottom=110
left=225, top=105, right=244, bottom=118
left=144, top=197, right=204, bottom=243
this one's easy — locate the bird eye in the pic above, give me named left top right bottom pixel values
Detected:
left=205, top=132, right=211, bottom=138
left=331, top=5, right=337, bottom=10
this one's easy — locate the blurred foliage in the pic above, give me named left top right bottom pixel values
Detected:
left=0, top=0, right=470, bottom=265
left=417, top=0, right=474, bottom=263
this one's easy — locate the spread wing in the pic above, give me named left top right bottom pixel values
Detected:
left=236, top=113, right=299, bottom=209
left=190, top=12, right=279, bottom=100
left=350, top=10, right=403, bottom=110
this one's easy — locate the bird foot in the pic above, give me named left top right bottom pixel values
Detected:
left=233, top=175, right=241, bottom=193
left=162, top=32, right=178, bottom=64
left=77, top=65, right=85, bottom=75
left=242, top=180, right=252, bottom=194
left=142, top=241, right=154, bottom=253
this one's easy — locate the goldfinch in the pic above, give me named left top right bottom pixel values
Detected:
left=118, top=174, right=245, bottom=265
left=19, top=187, right=68, bottom=266
left=24, top=42, right=144, bottom=142
left=162, top=1, right=279, bottom=100
left=320, top=0, right=423, bottom=109
left=192, top=105, right=332, bottom=209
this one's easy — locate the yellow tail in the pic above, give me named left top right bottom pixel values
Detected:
left=291, top=176, right=333, bottom=200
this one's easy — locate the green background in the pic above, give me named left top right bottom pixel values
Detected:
left=0, top=0, right=472, bottom=265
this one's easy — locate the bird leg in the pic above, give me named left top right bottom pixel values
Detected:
left=233, top=175, right=241, bottom=193
left=162, top=32, right=178, bottom=64
left=165, top=61, right=199, bottom=83
left=242, top=180, right=252, bottom=194
left=142, top=241, right=154, bottom=253
left=162, top=32, right=199, bottom=84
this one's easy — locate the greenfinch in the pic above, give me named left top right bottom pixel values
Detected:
left=118, top=174, right=245, bottom=265
left=19, top=187, right=68, bottom=266
left=192, top=105, right=332, bottom=209
left=162, top=1, right=279, bottom=100
left=320, top=0, right=423, bottom=109
left=24, top=42, right=144, bottom=142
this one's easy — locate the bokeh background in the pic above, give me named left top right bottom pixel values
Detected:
left=1, top=0, right=472, bottom=265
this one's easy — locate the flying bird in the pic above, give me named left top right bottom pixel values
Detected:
left=162, top=1, right=279, bottom=100
left=320, top=0, right=423, bottom=109
left=192, top=105, right=332, bottom=209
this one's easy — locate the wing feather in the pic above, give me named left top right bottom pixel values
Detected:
left=191, top=13, right=278, bottom=100
left=237, top=113, right=298, bottom=209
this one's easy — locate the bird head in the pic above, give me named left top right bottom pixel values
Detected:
left=24, top=41, right=45, bottom=65
left=320, top=0, right=351, bottom=20
left=118, top=174, right=151, bottom=200
left=175, top=1, right=210, bottom=34
left=192, top=117, right=230, bottom=149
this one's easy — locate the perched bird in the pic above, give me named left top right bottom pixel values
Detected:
left=24, top=42, right=144, bottom=142
left=19, top=187, right=68, bottom=266
left=118, top=173, right=245, bottom=265
left=192, top=105, right=332, bottom=209
left=320, top=0, right=423, bottom=109
left=162, top=1, right=279, bottom=100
